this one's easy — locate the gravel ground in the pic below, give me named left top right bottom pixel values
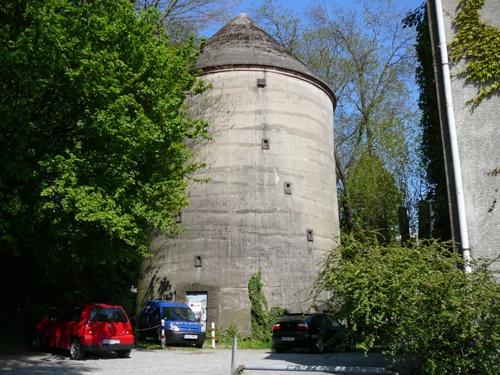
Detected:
left=0, top=348, right=418, bottom=375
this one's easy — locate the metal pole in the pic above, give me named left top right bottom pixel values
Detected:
left=230, top=336, right=237, bottom=375
left=432, top=0, right=472, bottom=272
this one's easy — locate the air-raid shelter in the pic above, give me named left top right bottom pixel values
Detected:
left=138, top=13, right=340, bottom=333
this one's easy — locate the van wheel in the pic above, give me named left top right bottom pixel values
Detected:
left=117, top=349, right=131, bottom=358
left=195, top=342, right=203, bottom=349
left=70, top=339, right=84, bottom=360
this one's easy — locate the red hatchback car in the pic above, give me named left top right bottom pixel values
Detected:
left=34, top=303, right=134, bottom=360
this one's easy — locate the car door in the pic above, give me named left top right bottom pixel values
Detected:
left=52, top=312, right=66, bottom=349
left=56, top=306, right=82, bottom=349
left=138, top=303, right=156, bottom=337
left=42, top=315, right=59, bottom=348
left=138, top=304, right=150, bottom=331
left=151, top=305, right=161, bottom=335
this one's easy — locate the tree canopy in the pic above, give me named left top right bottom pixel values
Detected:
left=135, top=0, right=238, bottom=41
left=253, top=0, right=424, bottom=240
left=347, top=152, right=402, bottom=244
left=404, top=5, right=452, bottom=241
left=0, top=0, right=207, bottom=316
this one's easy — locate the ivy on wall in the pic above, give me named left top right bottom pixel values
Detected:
left=449, top=0, right=500, bottom=105
left=403, top=6, right=452, bottom=240
left=248, top=270, right=271, bottom=341
left=248, top=270, right=285, bottom=342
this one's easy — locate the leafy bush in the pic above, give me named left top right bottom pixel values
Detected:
left=316, top=236, right=499, bottom=374
left=248, top=271, right=285, bottom=342
left=218, top=323, right=240, bottom=345
left=216, top=323, right=270, bottom=349
left=248, top=270, right=272, bottom=342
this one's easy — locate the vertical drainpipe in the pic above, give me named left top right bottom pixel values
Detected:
left=432, top=0, right=472, bottom=272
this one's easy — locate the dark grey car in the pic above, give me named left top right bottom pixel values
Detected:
left=271, top=313, right=351, bottom=353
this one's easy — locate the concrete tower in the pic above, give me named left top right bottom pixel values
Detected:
left=138, top=14, right=339, bottom=332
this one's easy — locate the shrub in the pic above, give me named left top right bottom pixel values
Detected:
left=219, top=323, right=240, bottom=345
left=248, top=271, right=285, bottom=342
left=248, top=270, right=271, bottom=342
left=316, top=236, right=499, bottom=374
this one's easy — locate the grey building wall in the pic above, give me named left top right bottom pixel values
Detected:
left=138, top=68, right=339, bottom=332
left=430, top=0, right=499, bottom=272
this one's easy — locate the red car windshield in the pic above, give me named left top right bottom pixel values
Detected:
left=89, top=307, right=128, bottom=322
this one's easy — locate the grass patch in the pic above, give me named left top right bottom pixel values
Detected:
left=234, top=338, right=271, bottom=350
left=134, top=339, right=163, bottom=350
left=135, top=338, right=270, bottom=351
left=134, top=339, right=205, bottom=351
left=216, top=337, right=271, bottom=350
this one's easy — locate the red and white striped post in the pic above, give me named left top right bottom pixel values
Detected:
left=211, top=322, right=216, bottom=349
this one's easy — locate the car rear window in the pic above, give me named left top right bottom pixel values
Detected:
left=89, top=307, right=128, bottom=323
left=162, top=307, right=197, bottom=322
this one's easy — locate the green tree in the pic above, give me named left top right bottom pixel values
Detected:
left=0, top=0, right=206, bottom=318
left=404, top=5, right=452, bottom=241
left=347, top=153, right=402, bottom=244
left=135, top=0, right=238, bottom=42
left=316, top=236, right=499, bottom=374
left=253, top=1, right=423, bottom=237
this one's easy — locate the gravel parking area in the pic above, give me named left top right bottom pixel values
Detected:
left=0, top=347, right=418, bottom=375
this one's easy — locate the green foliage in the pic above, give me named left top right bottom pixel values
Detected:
left=215, top=323, right=271, bottom=349
left=404, top=6, right=452, bottom=241
left=235, top=337, right=272, bottom=349
left=219, top=323, right=240, bottom=344
left=345, top=152, right=402, bottom=244
left=254, top=1, right=421, bottom=235
left=0, top=0, right=206, bottom=321
left=449, top=0, right=500, bottom=105
left=248, top=270, right=279, bottom=342
left=317, top=235, right=500, bottom=374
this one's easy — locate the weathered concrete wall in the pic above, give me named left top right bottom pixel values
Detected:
left=138, top=68, right=339, bottom=333
left=437, top=0, right=500, bottom=272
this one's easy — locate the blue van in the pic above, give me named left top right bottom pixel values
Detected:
left=137, top=300, right=205, bottom=348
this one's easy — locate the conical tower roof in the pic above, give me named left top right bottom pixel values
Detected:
left=198, top=13, right=309, bottom=75
left=197, top=13, right=335, bottom=104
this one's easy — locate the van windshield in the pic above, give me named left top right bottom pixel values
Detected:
left=162, top=307, right=197, bottom=322
left=89, top=307, right=128, bottom=323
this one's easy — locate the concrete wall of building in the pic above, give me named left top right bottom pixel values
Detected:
left=138, top=68, right=339, bottom=333
left=437, top=0, right=500, bottom=272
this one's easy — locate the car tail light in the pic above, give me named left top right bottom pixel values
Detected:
left=272, top=323, right=281, bottom=332
left=297, top=323, right=309, bottom=331
left=85, top=323, right=93, bottom=335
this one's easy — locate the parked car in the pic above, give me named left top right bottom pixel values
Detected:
left=272, top=313, right=351, bottom=353
left=33, top=303, right=135, bottom=360
left=137, top=300, right=205, bottom=348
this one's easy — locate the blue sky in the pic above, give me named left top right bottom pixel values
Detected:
left=200, top=0, right=425, bottom=37
left=230, top=0, right=424, bottom=15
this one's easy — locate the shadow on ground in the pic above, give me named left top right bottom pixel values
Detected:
left=0, top=352, right=94, bottom=375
